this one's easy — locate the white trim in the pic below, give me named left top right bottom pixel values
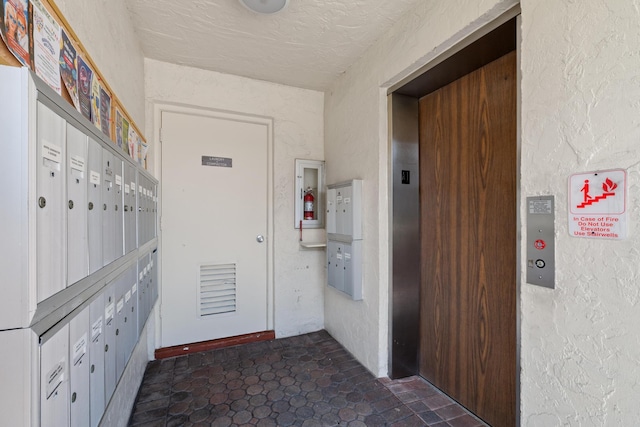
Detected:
left=152, top=102, right=275, bottom=347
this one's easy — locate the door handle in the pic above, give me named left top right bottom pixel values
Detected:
left=256, top=235, right=265, bottom=243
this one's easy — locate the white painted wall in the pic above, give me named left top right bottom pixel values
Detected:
left=325, top=0, right=640, bottom=425
left=520, top=1, right=640, bottom=425
left=144, top=59, right=326, bottom=340
left=52, top=0, right=145, bottom=127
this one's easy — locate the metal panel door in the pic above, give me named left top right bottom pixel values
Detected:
left=89, top=293, right=105, bottom=427
left=326, top=188, right=336, bottom=234
left=69, top=306, right=90, bottom=427
left=113, top=157, right=124, bottom=259
left=36, top=101, right=66, bottom=302
left=124, top=163, right=136, bottom=253
left=161, top=111, right=269, bottom=346
left=40, top=324, right=69, bottom=427
left=102, top=149, right=115, bottom=266
left=87, top=138, right=103, bottom=275
left=66, top=124, right=89, bottom=286
left=114, top=272, right=127, bottom=380
left=103, top=282, right=116, bottom=401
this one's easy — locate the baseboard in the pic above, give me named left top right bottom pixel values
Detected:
left=154, top=330, right=276, bottom=359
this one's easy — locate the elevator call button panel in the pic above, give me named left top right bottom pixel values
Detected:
left=526, top=195, right=555, bottom=289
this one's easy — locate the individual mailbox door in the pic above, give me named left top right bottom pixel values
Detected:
left=113, top=156, right=124, bottom=259
left=87, top=138, right=103, bottom=275
left=120, top=265, right=135, bottom=364
left=69, top=306, right=90, bottom=427
left=102, top=149, right=115, bottom=266
left=136, top=262, right=145, bottom=336
left=124, top=163, right=135, bottom=253
left=103, top=282, right=116, bottom=401
left=114, top=272, right=127, bottom=380
left=66, top=124, right=89, bottom=286
left=89, top=293, right=105, bottom=427
left=36, top=101, right=66, bottom=302
left=40, top=323, right=69, bottom=427
left=130, top=266, right=140, bottom=344
left=327, top=241, right=344, bottom=292
left=151, top=249, right=158, bottom=307
left=137, top=176, right=144, bottom=245
left=130, top=170, right=137, bottom=249
left=152, top=184, right=158, bottom=239
left=326, top=188, right=336, bottom=234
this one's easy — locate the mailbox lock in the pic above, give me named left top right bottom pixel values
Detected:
left=38, top=197, right=46, bottom=208
left=535, top=259, right=546, bottom=268
left=68, top=200, right=74, bottom=210
left=71, top=392, right=77, bottom=403
left=124, top=205, right=129, bottom=212
left=116, top=328, right=119, bottom=336
left=115, top=204, right=118, bottom=211
left=88, top=202, right=94, bottom=210
left=103, top=204, right=107, bottom=211
left=104, top=344, right=109, bottom=352
left=91, top=364, right=95, bottom=373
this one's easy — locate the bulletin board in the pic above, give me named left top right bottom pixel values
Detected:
left=0, top=0, right=149, bottom=167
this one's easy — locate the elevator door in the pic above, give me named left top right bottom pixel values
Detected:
left=419, top=51, right=516, bottom=427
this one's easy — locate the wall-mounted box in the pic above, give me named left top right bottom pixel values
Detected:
left=327, top=179, right=363, bottom=300
left=327, top=179, right=362, bottom=241
left=295, top=159, right=325, bottom=229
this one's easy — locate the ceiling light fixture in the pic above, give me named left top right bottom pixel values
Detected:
left=238, top=0, right=289, bottom=15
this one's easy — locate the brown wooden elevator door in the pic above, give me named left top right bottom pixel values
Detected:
left=418, top=51, right=516, bottom=427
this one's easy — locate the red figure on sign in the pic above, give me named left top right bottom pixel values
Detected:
left=534, top=239, right=546, bottom=250
left=580, top=179, right=592, bottom=203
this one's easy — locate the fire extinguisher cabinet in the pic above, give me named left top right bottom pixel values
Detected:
left=294, top=159, right=325, bottom=229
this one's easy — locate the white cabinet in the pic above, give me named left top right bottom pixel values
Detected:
left=0, top=66, right=159, bottom=426
left=327, top=180, right=363, bottom=300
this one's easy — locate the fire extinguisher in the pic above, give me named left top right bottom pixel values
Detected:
left=303, top=187, right=315, bottom=220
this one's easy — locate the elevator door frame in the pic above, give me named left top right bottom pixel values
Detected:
left=388, top=6, right=522, bottom=426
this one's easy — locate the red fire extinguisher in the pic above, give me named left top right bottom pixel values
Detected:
left=303, top=187, right=315, bottom=220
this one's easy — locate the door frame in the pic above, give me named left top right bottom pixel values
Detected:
left=152, top=103, right=275, bottom=347
left=387, top=4, right=522, bottom=425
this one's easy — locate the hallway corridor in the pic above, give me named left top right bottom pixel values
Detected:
left=129, top=331, right=487, bottom=426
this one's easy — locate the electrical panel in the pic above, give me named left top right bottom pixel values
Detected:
left=0, top=66, right=159, bottom=426
left=327, top=180, right=363, bottom=300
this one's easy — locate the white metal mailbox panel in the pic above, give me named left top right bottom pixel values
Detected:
left=114, top=272, right=127, bottom=381
left=87, top=138, right=103, bottom=275
left=103, top=282, right=117, bottom=401
left=124, top=163, right=136, bottom=253
left=66, top=124, right=89, bottom=287
left=69, top=306, right=90, bottom=427
left=102, top=149, right=116, bottom=266
left=40, top=324, right=70, bottom=427
left=326, top=188, right=336, bottom=234
left=113, top=157, right=124, bottom=260
left=89, top=294, right=105, bottom=427
left=36, top=101, right=67, bottom=302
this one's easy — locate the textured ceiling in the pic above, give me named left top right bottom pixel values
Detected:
left=124, top=0, right=424, bottom=91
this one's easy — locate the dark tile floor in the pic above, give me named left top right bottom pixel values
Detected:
left=129, top=330, right=487, bottom=427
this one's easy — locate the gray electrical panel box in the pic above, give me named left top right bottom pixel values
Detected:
left=327, top=180, right=363, bottom=300
left=526, top=195, right=555, bottom=289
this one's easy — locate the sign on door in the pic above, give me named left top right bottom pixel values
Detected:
left=568, top=169, right=627, bottom=239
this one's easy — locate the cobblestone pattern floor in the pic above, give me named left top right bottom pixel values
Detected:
left=128, top=330, right=487, bottom=426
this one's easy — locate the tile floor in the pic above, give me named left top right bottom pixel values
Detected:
left=128, top=330, right=487, bottom=426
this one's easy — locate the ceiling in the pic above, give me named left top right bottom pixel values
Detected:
left=124, top=0, right=425, bottom=91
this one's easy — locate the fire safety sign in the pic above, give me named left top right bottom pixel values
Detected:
left=568, top=169, right=627, bottom=239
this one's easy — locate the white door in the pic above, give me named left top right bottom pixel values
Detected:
left=161, top=110, right=269, bottom=347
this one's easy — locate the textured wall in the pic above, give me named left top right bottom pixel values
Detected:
left=51, top=0, right=145, bottom=127
left=326, top=0, right=640, bottom=425
left=324, top=0, right=517, bottom=376
left=144, top=58, right=326, bottom=340
left=520, top=0, right=640, bottom=425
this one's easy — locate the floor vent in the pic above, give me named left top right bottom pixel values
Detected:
left=199, top=263, right=237, bottom=317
